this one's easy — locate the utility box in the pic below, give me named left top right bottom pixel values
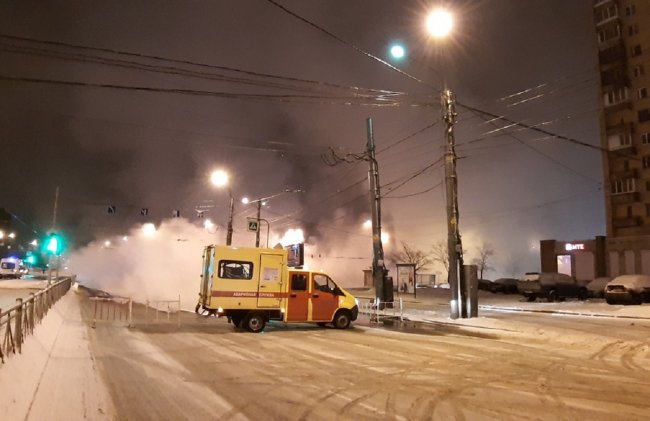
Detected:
left=462, top=265, right=478, bottom=318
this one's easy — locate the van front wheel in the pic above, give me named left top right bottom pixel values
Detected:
left=333, top=310, right=351, bottom=329
left=243, top=312, right=266, bottom=333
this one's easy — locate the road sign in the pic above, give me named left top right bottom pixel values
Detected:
left=247, top=218, right=259, bottom=232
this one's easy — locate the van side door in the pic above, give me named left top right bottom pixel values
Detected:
left=287, top=272, right=309, bottom=322
left=310, top=273, right=339, bottom=322
left=257, top=253, right=284, bottom=308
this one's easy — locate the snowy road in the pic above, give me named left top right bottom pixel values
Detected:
left=84, top=298, right=650, bottom=420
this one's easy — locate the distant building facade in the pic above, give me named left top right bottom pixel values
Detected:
left=594, top=0, right=650, bottom=275
left=540, top=237, right=607, bottom=281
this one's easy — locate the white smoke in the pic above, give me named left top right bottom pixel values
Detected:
left=68, top=218, right=218, bottom=310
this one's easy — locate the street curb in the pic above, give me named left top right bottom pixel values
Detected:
left=478, top=304, right=650, bottom=320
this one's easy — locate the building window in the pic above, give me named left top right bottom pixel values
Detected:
left=643, top=156, right=650, bottom=168
left=629, top=24, right=640, bottom=36
left=612, top=178, right=636, bottom=195
left=626, top=4, right=636, bottom=16
left=631, top=45, right=642, bottom=57
left=634, top=65, right=645, bottom=78
left=608, top=133, right=632, bottom=149
left=604, top=87, right=629, bottom=106
left=646, top=180, right=650, bottom=191
left=639, top=88, right=648, bottom=99
left=597, top=4, right=618, bottom=23
left=642, top=133, right=650, bottom=144
left=646, top=204, right=650, bottom=216
left=640, top=109, right=650, bottom=123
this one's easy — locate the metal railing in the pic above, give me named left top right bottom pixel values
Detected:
left=87, top=295, right=181, bottom=327
left=145, top=296, right=181, bottom=326
left=358, top=297, right=404, bottom=323
left=0, top=277, right=72, bottom=365
left=90, top=296, right=133, bottom=328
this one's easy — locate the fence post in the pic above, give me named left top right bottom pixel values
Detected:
left=15, top=298, right=23, bottom=353
left=128, top=298, right=133, bottom=327
left=28, top=293, right=35, bottom=333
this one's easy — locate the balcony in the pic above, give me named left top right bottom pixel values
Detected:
left=610, top=168, right=639, bottom=179
left=599, top=42, right=627, bottom=66
left=610, top=191, right=640, bottom=205
left=612, top=217, right=641, bottom=228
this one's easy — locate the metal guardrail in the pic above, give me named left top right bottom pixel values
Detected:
left=89, top=295, right=181, bottom=327
left=0, top=277, right=72, bottom=366
left=90, top=296, right=133, bottom=328
left=145, top=296, right=181, bottom=326
left=358, top=298, right=405, bottom=323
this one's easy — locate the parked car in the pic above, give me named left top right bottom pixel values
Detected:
left=517, top=272, right=588, bottom=302
left=490, top=278, right=519, bottom=294
left=604, top=275, right=650, bottom=305
left=585, top=277, right=612, bottom=298
left=478, top=279, right=493, bottom=291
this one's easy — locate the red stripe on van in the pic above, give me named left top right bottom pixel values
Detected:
left=211, top=291, right=289, bottom=298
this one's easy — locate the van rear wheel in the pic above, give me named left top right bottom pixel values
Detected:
left=333, top=310, right=351, bottom=329
left=242, top=312, right=266, bottom=333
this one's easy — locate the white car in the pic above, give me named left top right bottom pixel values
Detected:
left=605, top=275, right=650, bottom=305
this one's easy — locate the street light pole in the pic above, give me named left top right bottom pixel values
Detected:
left=226, top=189, right=234, bottom=246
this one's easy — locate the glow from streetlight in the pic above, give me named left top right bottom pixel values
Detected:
left=362, top=219, right=372, bottom=229
left=30, top=239, right=38, bottom=246
left=142, top=223, right=156, bottom=237
left=104, top=240, right=111, bottom=248
left=381, top=232, right=390, bottom=244
left=390, top=44, right=405, bottom=59
left=8, top=232, right=15, bottom=239
left=122, top=236, right=129, bottom=242
left=426, top=8, right=453, bottom=38
left=204, top=219, right=214, bottom=230
left=210, top=169, right=229, bottom=188
left=241, top=197, right=250, bottom=204
left=0, top=231, right=3, bottom=239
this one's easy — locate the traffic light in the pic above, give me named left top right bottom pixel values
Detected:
left=43, top=233, right=65, bottom=255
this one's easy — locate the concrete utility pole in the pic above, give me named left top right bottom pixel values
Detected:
left=51, top=186, right=59, bottom=230
left=255, top=200, right=262, bottom=248
left=441, top=89, right=465, bottom=319
left=226, top=192, right=234, bottom=246
left=366, top=117, right=388, bottom=304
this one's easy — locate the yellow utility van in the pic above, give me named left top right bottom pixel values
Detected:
left=196, top=245, right=359, bottom=332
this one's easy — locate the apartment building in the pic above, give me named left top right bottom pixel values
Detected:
left=594, top=0, right=650, bottom=275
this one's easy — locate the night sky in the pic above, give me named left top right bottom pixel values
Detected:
left=0, top=0, right=603, bottom=277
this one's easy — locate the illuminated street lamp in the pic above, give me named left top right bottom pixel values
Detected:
left=426, top=8, right=453, bottom=38
left=210, top=169, right=235, bottom=246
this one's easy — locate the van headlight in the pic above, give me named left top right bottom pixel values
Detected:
left=355, top=298, right=359, bottom=306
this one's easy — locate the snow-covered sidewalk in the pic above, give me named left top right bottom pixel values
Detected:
left=0, top=289, right=113, bottom=420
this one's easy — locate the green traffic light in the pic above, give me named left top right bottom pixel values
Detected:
left=43, top=233, right=65, bottom=255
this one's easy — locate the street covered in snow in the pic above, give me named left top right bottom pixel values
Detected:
left=1, top=284, right=649, bottom=420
